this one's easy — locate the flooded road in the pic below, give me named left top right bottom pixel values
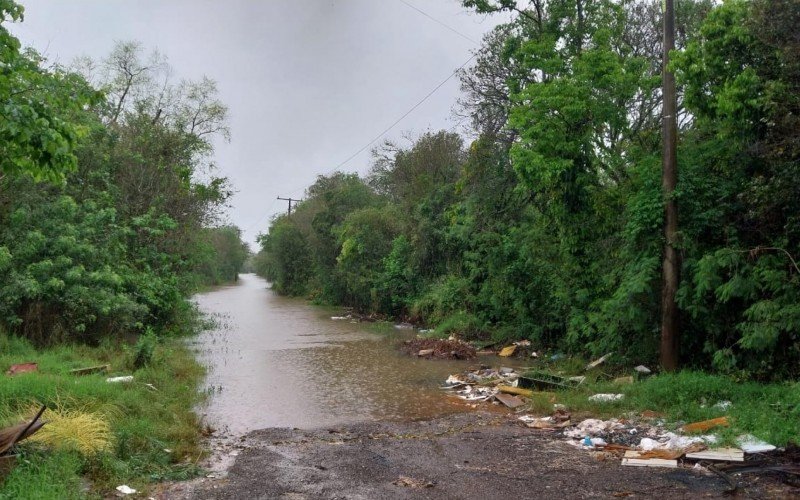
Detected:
left=192, top=273, right=504, bottom=437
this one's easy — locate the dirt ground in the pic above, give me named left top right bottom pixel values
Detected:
left=155, top=412, right=797, bottom=499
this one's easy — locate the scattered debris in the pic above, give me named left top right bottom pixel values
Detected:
left=685, top=447, right=744, bottom=462
left=116, top=485, right=137, bottom=495
left=586, top=353, right=612, bottom=370
left=106, top=376, right=134, bottom=383
left=394, top=322, right=414, bottom=330
left=69, top=364, right=110, bottom=376
left=634, top=365, right=651, bottom=374
left=5, top=362, right=38, bottom=376
left=713, top=400, right=733, bottom=411
left=613, top=376, right=634, bottom=385
left=392, top=475, right=434, bottom=488
left=401, top=338, right=476, bottom=360
left=518, top=371, right=582, bottom=390
left=622, top=450, right=678, bottom=468
left=588, top=393, right=624, bottom=403
left=681, top=416, right=729, bottom=433
left=330, top=316, right=348, bottom=320
left=495, top=393, right=525, bottom=409
left=498, top=345, right=516, bottom=357
left=738, top=435, right=776, bottom=454
left=497, top=385, right=534, bottom=398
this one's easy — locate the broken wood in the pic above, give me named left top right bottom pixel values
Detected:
left=685, top=447, right=744, bottom=462
left=681, top=416, right=729, bottom=433
left=0, top=405, right=46, bottom=456
left=497, top=385, right=534, bottom=397
left=621, top=451, right=678, bottom=468
left=637, top=449, right=684, bottom=460
left=585, top=353, right=611, bottom=370
left=69, top=364, right=110, bottom=375
left=494, top=393, right=525, bottom=409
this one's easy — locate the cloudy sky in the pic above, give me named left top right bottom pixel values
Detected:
left=11, top=0, right=504, bottom=246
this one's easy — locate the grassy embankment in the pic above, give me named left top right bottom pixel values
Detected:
left=0, top=326, right=206, bottom=499
left=513, top=357, right=800, bottom=446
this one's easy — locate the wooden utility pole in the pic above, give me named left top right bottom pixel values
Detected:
left=660, top=0, right=679, bottom=371
left=277, top=196, right=301, bottom=216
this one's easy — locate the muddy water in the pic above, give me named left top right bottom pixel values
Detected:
left=191, top=273, right=514, bottom=437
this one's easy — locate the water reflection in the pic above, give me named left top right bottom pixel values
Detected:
left=193, top=273, right=518, bottom=436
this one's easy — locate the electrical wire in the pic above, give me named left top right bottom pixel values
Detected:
left=397, top=0, right=480, bottom=46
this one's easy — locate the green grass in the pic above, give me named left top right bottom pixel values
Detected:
left=523, top=366, right=800, bottom=447
left=0, top=331, right=206, bottom=499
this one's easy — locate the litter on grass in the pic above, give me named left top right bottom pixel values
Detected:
left=5, top=363, right=38, bottom=376
left=588, top=393, right=624, bottom=402
left=106, top=376, right=134, bottom=383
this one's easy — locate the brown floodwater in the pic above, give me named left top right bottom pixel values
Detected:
left=191, top=273, right=519, bottom=436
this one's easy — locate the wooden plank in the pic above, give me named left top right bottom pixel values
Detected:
left=497, top=385, right=534, bottom=397
left=685, top=447, right=744, bottom=462
left=621, top=451, right=677, bottom=468
left=69, top=364, right=110, bottom=375
left=494, top=393, right=525, bottom=409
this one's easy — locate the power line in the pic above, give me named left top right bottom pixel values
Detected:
left=280, top=52, right=477, bottom=199
left=397, top=0, right=480, bottom=46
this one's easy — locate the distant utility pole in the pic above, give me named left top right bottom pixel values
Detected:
left=277, top=196, right=302, bottom=216
left=660, top=0, right=679, bottom=372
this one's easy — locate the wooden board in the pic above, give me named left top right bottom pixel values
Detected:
left=685, top=447, right=744, bottom=462
left=497, top=385, right=534, bottom=398
left=494, top=393, right=525, bottom=409
left=621, top=451, right=678, bottom=468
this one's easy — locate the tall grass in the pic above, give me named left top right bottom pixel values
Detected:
left=0, top=331, right=206, bottom=498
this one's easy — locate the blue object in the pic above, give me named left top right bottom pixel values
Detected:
left=583, top=436, right=592, bottom=446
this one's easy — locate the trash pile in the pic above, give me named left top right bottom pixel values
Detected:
left=401, top=338, right=477, bottom=360
left=442, top=367, right=543, bottom=408
left=542, top=412, right=789, bottom=483
left=441, top=364, right=797, bottom=489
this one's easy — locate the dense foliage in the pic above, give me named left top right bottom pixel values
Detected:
left=255, top=0, right=799, bottom=379
left=0, top=4, right=247, bottom=345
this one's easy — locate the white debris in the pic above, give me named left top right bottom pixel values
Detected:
left=106, top=376, right=134, bottom=383
left=564, top=418, right=624, bottom=438
left=588, top=393, right=624, bottom=402
left=634, top=365, right=652, bottom=374
left=331, top=316, right=348, bottom=320
left=394, top=323, right=414, bottom=330
left=116, top=485, right=136, bottom=495
left=639, top=432, right=717, bottom=451
left=738, top=434, right=776, bottom=453
left=591, top=437, right=607, bottom=447
left=713, top=400, right=733, bottom=411
left=639, top=438, right=660, bottom=451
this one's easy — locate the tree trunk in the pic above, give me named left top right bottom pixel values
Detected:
left=660, top=0, right=679, bottom=371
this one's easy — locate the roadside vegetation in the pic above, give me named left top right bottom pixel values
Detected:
left=0, top=330, right=205, bottom=498
left=0, top=1, right=247, bottom=497
left=254, top=0, right=800, bottom=382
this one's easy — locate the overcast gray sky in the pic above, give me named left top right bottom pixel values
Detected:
left=11, top=0, right=503, bottom=246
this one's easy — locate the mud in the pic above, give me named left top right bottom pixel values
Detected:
left=155, top=411, right=799, bottom=499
